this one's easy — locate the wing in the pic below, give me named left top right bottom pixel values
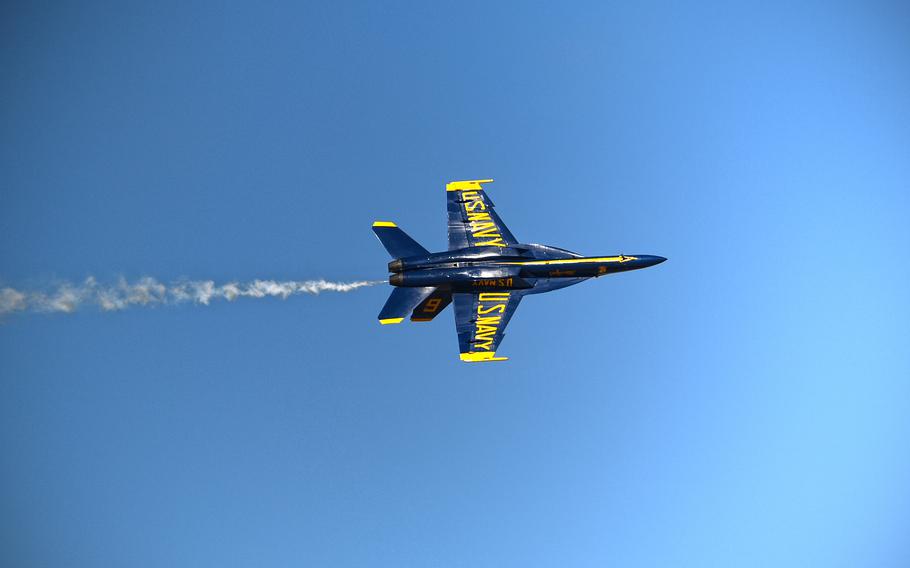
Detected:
left=446, top=179, right=518, bottom=251
left=452, top=291, right=524, bottom=362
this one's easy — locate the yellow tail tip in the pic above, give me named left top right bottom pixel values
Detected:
left=379, top=317, right=404, bottom=325
left=372, top=221, right=397, bottom=227
left=460, top=351, right=509, bottom=362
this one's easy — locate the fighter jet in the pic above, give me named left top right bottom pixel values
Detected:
left=373, top=179, right=666, bottom=362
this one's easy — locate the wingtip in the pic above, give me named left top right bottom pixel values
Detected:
left=446, top=179, right=494, bottom=192
left=460, top=351, right=509, bottom=362
left=372, top=221, right=397, bottom=228
left=379, top=317, right=404, bottom=325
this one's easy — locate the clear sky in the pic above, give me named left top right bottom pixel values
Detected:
left=2, top=1, right=909, bottom=566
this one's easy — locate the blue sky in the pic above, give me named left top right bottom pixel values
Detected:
left=2, top=1, right=909, bottom=566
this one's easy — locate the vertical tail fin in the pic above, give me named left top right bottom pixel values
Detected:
left=410, top=288, right=452, bottom=322
left=372, top=221, right=429, bottom=259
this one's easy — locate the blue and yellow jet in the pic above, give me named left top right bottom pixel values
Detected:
left=373, top=179, right=666, bottom=362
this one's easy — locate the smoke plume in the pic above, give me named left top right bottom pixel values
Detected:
left=0, top=277, right=382, bottom=316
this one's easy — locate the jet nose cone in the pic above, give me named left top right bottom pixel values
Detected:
left=638, top=255, right=667, bottom=268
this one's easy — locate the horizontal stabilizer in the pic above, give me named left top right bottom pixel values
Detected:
left=378, top=286, right=435, bottom=324
left=372, top=221, right=429, bottom=259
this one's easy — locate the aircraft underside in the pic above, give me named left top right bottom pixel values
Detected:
left=372, top=179, right=665, bottom=362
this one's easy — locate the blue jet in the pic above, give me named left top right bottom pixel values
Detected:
left=373, top=179, right=666, bottom=362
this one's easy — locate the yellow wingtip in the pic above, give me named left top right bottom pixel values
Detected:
left=372, top=221, right=397, bottom=227
left=379, top=317, right=404, bottom=325
left=446, top=179, right=494, bottom=192
left=460, top=351, right=509, bottom=362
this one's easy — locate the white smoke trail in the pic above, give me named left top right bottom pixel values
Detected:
left=0, top=277, right=383, bottom=316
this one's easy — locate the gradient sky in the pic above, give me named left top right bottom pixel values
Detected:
left=2, top=1, right=909, bottom=566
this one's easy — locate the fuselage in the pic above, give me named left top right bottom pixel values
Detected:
left=388, top=243, right=666, bottom=294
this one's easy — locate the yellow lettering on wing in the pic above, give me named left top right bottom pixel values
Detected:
left=470, top=222, right=496, bottom=235
left=463, top=192, right=486, bottom=212
left=461, top=192, right=505, bottom=246
left=479, top=293, right=509, bottom=300
left=475, top=238, right=506, bottom=247
left=477, top=304, right=505, bottom=315
left=472, top=293, right=510, bottom=351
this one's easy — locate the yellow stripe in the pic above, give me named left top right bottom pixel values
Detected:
left=372, top=221, right=397, bottom=227
left=379, top=317, right=404, bottom=325
left=460, top=351, right=509, bottom=362
left=446, top=179, right=494, bottom=192
left=498, top=255, right=637, bottom=266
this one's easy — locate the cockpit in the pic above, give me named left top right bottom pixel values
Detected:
left=525, top=243, right=584, bottom=259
